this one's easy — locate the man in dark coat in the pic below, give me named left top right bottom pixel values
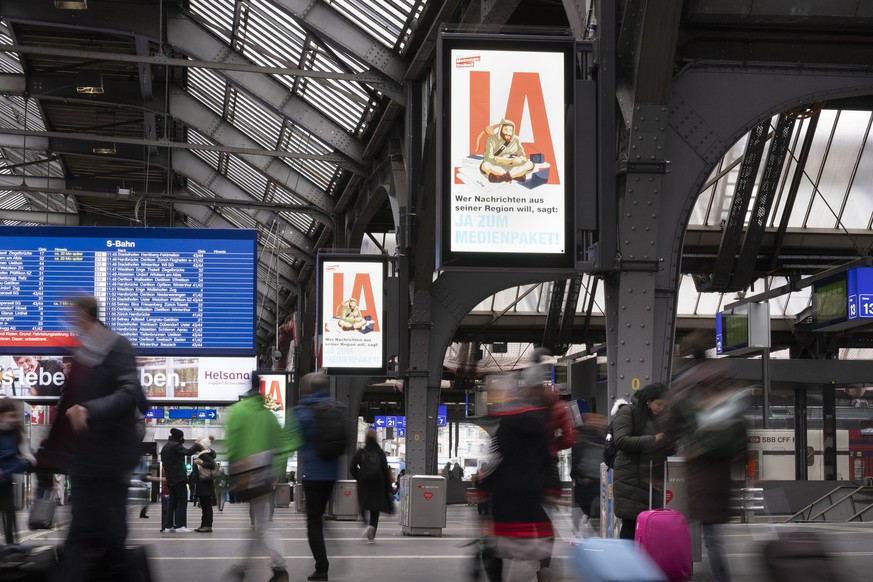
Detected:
left=612, top=382, right=673, bottom=540
left=350, top=428, right=393, bottom=542
left=160, top=427, right=202, bottom=533
left=44, top=295, right=148, bottom=582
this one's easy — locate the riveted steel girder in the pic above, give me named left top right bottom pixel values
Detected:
left=169, top=91, right=339, bottom=218
left=166, top=15, right=365, bottom=164
left=171, top=150, right=315, bottom=258
left=271, top=0, right=407, bottom=84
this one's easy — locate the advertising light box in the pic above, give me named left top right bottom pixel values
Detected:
left=437, top=34, right=575, bottom=269
left=0, top=355, right=256, bottom=402
left=317, top=254, right=386, bottom=375
left=0, top=226, right=257, bottom=356
left=258, top=371, right=290, bottom=427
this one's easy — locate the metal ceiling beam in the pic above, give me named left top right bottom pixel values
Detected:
left=166, top=15, right=366, bottom=163
left=0, top=1, right=161, bottom=38
left=171, top=150, right=316, bottom=257
left=732, top=114, right=795, bottom=288
left=0, top=44, right=397, bottom=87
left=0, top=210, right=78, bottom=225
left=174, top=201, right=301, bottom=287
left=0, top=126, right=348, bottom=163
left=702, top=119, right=769, bottom=291
left=0, top=174, right=65, bottom=189
left=270, top=0, right=407, bottom=84
left=169, top=91, right=344, bottom=216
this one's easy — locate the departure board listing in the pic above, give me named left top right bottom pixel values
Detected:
left=0, top=226, right=257, bottom=356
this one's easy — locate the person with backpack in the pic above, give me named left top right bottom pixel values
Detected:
left=225, top=371, right=301, bottom=582
left=350, top=428, right=393, bottom=542
left=612, top=382, right=674, bottom=540
left=570, top=412, right=606, bottom=533
left=294, top=372, right=346, bottom=581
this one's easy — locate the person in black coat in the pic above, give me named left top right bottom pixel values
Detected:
left=350, top=428, right=393, bottom=542
left=612, top=382, right=674, bottom=540
left=160, top=427, right=203, bottom=533
left=41, top=295, right=148, bottom=581
left=193, top=444, right=217, bottom=532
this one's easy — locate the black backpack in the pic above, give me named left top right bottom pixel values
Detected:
left=602, top=404, right=635, bottom=469
left=311, top=399, right=348, bottom=459
left=358, top=448, right=382, bottom=481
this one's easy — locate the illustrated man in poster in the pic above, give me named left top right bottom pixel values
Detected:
left=478, top=118, right=535, bottom=183
left=338, top=298, right=367, bottom=331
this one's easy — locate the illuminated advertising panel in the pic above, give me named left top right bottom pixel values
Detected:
left=0, top=355, right=256, bottom=402
left=258, top=372, right=289, bottom=428
left=317, top=255, right=386, bottom=375
left=438, top=35, right=575, bottom=269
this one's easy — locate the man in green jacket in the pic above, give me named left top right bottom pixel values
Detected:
left=225, top=372, right=301, bottom=582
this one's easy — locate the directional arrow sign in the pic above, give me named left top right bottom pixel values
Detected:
left=374, top=416, right=386, bottom=427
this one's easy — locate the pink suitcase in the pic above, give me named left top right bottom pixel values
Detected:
left=635, top=508, right=692, bottom=582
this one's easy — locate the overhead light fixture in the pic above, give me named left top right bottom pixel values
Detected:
left=76, top=69, right=103, bottom=94
left=54, top=0, right=88, bottom=9
left=92, top=144, right=116, bottom=155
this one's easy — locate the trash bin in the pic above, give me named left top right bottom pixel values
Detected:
left=295, top=483, right=306, bottom=513
left=13, top=477, right=25, bottom=510
left=399, top=474, right=446, bottom=536
left=331, top=480, right=358, bottom=521
left=275, top=483, right=292, bottom=508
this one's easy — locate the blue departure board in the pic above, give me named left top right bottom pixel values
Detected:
left=0, top=226, right=257, bottom=356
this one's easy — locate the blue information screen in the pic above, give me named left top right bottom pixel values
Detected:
left=848, top=267, right=873, bottom=321
left=0, top=226, right=257, bottom=356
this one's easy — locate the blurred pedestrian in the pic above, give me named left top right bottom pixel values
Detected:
left=0, top=398, right=35, bottom=544
left=215, top=467, right=229, bottom=512
left=294, top=372, right=344, bottom=581
left=478, top=373, right=553, bottom=582
left=160, top=428, right=203, bottom=533
left=570, top=413, right=607, bottom=533
left=612, top=382, right=674, bottom=540
left=226, top=371, right=301, bottom=582
left=40, top=295, right=148, bottom=581
left=350, top=428, right=393, bottom=542
left=669, top=360, right=748, bottom=582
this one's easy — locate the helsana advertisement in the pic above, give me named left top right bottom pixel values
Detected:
left=441, top=37, right=573, bottom=268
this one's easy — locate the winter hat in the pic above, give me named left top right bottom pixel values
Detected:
left=170, top=428, right=184, bottom=440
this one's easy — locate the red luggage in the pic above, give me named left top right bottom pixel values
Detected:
left=634, top=461, right=692, bottom=581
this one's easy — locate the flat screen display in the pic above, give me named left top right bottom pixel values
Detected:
left=0, top=226, right=257, bottom=356
left=438, top=35, right=575, bottom=269
left=813, top=274, right=848, bottom=329
left=716, top=308, right=749, bottom=354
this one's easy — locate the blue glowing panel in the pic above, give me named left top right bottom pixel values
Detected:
left=0, top=226, right=256, bottom=356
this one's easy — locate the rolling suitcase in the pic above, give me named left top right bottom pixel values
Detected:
left=763, top=531, right=846, bottom=582
left=634, top=462, right=692, bottom=582
left=570, top=538, right=666, bottom=582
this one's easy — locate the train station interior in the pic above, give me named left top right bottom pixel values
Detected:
left=2, top=1, right=873, bottom=580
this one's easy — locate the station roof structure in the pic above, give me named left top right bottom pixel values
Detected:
left=1, top=1, right=872, bottom=363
